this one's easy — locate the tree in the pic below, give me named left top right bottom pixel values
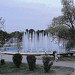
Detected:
left=0, top=30, right=11, bottom=47
left=52, top=0, right=75, bottom=29
left=48, top=0, right=75, bottom=50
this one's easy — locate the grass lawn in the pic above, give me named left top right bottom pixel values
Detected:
left=0, top=62, right=74, bottom=75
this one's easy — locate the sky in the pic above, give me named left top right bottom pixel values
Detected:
left=0, top=0, right=62, bottom=32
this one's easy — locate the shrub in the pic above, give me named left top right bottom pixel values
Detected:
left=26, top=55, right=36, bottom=71
left=1, top=59, right=5, bottom=65
left=13, top=53, right=22, bottom=68
left=42, top=55, right=53, bottom=73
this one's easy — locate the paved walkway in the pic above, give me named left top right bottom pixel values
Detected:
left=53, top=61, right=75, bottom=75
left=53, top=61, right=74, bottom=68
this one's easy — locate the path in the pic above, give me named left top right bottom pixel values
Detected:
left=53, top=61, right=75, bottom=75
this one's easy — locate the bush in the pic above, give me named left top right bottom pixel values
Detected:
left=42, top=55, right=53, bottom=73
left=26, top=55, right=36, bottom=71
left=13, top=53, right=22, bottom=68
left=1, top=59, right=5, bottom=65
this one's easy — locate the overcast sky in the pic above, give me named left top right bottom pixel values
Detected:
left=0, top=0, right=62, bottom=32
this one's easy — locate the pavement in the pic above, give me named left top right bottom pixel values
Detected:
left=53, top=61, right=75, bottom=68
left=53, top=61, right=75, bottom=75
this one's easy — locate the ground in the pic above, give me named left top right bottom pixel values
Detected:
left=0, top=54, right=75, bottom=75
left=0, top=62, right=74, bottom=75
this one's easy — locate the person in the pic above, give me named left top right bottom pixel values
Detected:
left=53, top=51, right=56, bottom=59
left=55, top=51, right=58, bottom=62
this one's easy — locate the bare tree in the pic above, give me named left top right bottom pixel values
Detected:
left=0, top=17, right=5, bottom=31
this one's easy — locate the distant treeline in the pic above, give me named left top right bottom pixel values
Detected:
left=0, top=29, right=48, bottom=47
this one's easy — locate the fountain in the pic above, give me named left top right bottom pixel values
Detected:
left=21, top=31, right=65, bottom=53
left=1, top=30, right=65, bottom=53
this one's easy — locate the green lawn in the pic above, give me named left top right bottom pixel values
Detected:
left=0, top=62, right=74, bottom=75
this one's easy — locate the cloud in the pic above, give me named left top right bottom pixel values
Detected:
left=0, top=0, right=62, bottom=32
